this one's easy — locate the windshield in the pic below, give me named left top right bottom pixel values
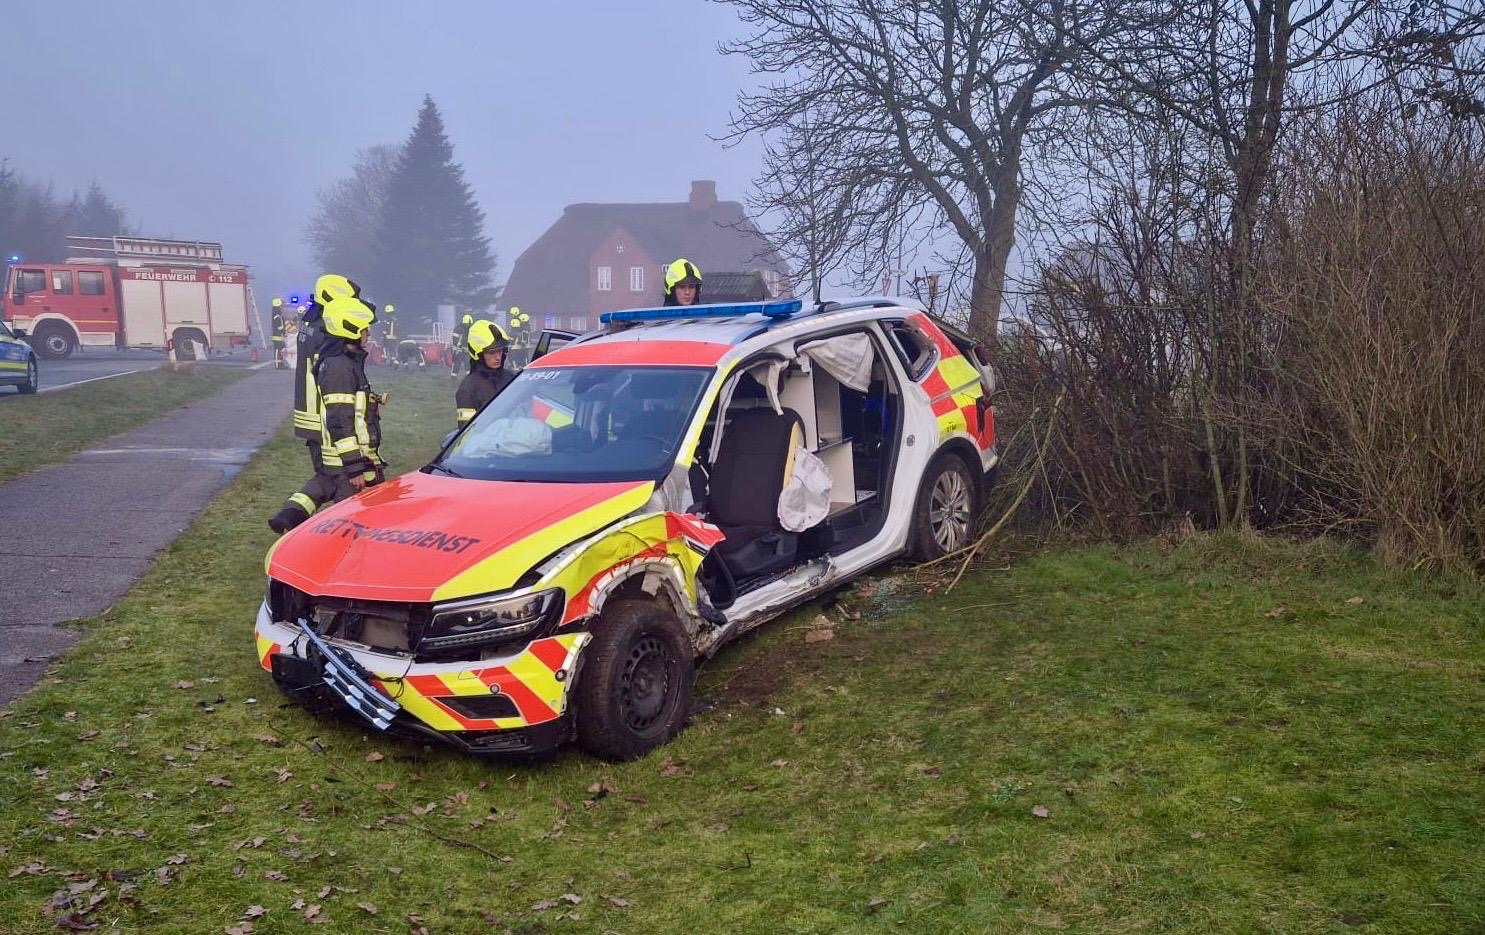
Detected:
left=438, top=365, right=712, bottom=482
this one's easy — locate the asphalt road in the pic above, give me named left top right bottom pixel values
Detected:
left=0, top=347, right=261, bottom=399
left=0, top=367, right=289, bottom=705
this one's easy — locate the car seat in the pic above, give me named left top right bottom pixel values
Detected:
left=706, top=407, right=804, bottom=580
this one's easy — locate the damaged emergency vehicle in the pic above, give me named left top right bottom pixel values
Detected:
left=255, top=298, right=997, bottom=760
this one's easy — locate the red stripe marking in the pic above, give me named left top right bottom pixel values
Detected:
left=530, top=340, right=728, bottom=369
left=528, top=638, right=568, bottom=673
left=923, top=369, right=950, bottom=397
left=931, top=396, right=958, bottom=417
left=259, top=641, right=281, bottom=671
left=531, top=399, right=552, bottom=420
left=479, top=666, right=558, bottom=724
left=911, top=312, right=960, bottom=357
left=404, top=673, right=451, bottom=696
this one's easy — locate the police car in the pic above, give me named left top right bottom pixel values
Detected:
left=0, top=319, right=39, bottom=394
left=256, top=297, right=996, bottom=760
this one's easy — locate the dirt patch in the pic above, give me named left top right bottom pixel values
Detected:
left=700, top=625, right=828, bottom=710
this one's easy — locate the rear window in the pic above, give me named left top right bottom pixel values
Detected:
left=78, top=271, right=106, bottom=295
left=51, top=270, right=73, bottom=294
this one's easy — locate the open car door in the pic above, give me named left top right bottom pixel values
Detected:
left=525, top=329, right=578, bottom=367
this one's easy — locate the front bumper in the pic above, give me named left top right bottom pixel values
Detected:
left=254, top=602, right=589, bottom=754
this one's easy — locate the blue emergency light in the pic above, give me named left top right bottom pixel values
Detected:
left=7, top=255, right=18, bottom=263
left=600, top=299, right=803, bottom=325
left=289, top=294, right=300, bottom=304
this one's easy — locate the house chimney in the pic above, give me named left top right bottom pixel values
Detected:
left=689, top=179, right=717, bottom=212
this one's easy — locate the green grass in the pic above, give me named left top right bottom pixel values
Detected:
left=2, top=369, right=1483, bottom=933
left=0, top=365, right=248, bottom=484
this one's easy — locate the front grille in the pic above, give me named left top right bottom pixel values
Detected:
left=440, top=694, right=520, bottom=720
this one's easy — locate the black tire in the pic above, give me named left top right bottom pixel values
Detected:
left=18, top=357, right=38, bottom=394
left=173, top=329, right=209, bottom=361
left=31, top=323, right=75, bottom=360
left=908, top=451, right=982, bottom=561
left=575, top=600, right=694, bottom=762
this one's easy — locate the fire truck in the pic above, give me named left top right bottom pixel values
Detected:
left=2, top=236, right=255, bottom=359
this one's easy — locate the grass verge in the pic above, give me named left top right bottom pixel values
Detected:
left=1, top=370, right=1482, bottom=933
left=0, top=365, right=249, bottom=484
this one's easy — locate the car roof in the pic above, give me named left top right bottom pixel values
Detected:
left=534, top=297, right=938, bottom=370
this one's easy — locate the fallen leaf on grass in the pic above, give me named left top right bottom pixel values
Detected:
left=176, top=680, right=194, bottom=689
left=356, top=902, right=378, bottom=915
left=224, top=925, right=254, bottom=935
left=264, top=870, right=288, bottom=882
left=316, top=885, right=332, bottom=899
left=607, top=896, right=631, bottom=909
left=207, top=776, right=234, bottom=788
left=804, top=628, right=835, bottom=643
left=1344, top=596, right=1365, bottom=605
left=531, top=899, right=559, bottom=911
left=290, top=898, right=305, bottom=910
left=166, top=854, right=190, bottom=865
left=1032, top=805, right=1050, bottom=819
left=9, top=861, right=53, bottom=877
left=771, top=759, right=789, bottom=768
left=63, top=711, right=77, bottom=721
left=274, top=768, right=292, bottom=784
left=867, top=897, right=889, bottom=913
left=231, top=862, right=246, bottom=878
left=1263, top=607, right=1287, bottom=619
left=657, top=755, right=689, bottom=778
left=52, top=913, right=99, bottom=931
left=561, top=893, right=582, bottom=905
left=242, top=905, right=267, bottom=919
left=790, top=721, right=804, bottom=734
left=303, top=903, right=325, bottom=924
left=365, top=751, right=384, bottom=762
left=77, top=731, right=98, bottom=742
left=373, top=783, right=396, bottom=792
left=253, top=734, right=282, bottom=746
left=922, top=766, right=942, bottom=777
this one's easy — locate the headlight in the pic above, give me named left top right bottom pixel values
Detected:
left=423, top=589, right=563, bottom=652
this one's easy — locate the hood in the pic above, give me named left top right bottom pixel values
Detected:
left=268, top=472, right=655, bottom=603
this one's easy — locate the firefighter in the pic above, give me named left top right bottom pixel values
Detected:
left=396, top=337, right=425, bottom=370
left=450, top=313, right=475, bottom=376
left=268, top=296, right=384, bottom=534
left=270, top=298, right=287, bottom=368
left=292, top=274, right=361, bottom=477
left=455, top=319, right=514, bottom=428
left=663, top=259, right=703, bottom=307
left=381, top=303, right=397, bottom=341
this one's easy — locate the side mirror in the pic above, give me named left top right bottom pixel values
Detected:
left=12, top=326, right=26, bottom=338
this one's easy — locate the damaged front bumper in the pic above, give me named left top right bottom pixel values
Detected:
left=254, top=602, right=590, bottom=755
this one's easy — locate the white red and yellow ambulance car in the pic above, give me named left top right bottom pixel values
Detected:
left=256, top=298, right=997, bottom=760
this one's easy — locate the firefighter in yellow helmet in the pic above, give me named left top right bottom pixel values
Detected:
left=269, top=295, right=385, bottom=533
left=292, top=273, right=362, bottom=478
left=450, top=312, right=476, bottom=376
left=269, top=297, right=287, bottom=368
left=664, top=258, right=703, bottom=306
left=454, top=320, right=515, bottom=428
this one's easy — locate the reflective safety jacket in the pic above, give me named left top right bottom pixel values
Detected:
left=316, top=343, right=382, bottom=475
left=270, top=311, right=286, bottom=346
left=292, top=307, right=328, bottom=441
left=454, top=361, right=514, bottom=427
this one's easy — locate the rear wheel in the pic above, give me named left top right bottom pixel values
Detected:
left=909, top=452, right=981, bottom=561
left=575, top=600, right=694, bottom=761
left=31, top=322, right=75, bottom=360
left=18, top=357, right=38, bottom=394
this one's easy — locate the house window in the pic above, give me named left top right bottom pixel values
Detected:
left=51, top=270, right=73, bottom=294
left=596, top=265, right=612, bottom=292
left=629, top=266, right=644, bottom=293
left=568, top=316, right=585, bottom=331
left=544, top=315, right=559, bottom=328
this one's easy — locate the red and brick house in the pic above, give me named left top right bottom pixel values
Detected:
left=498, top=180, right=791, bottom=334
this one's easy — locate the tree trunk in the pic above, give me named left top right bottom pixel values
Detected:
left=968, top=169, right=1021, bottom=340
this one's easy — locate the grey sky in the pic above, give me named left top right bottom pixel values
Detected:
left=4, top=0, right=765, bottom=303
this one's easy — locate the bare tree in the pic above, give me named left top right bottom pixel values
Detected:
left=304, top=144, right=399, bottom=285
left=719, top=0, right=1163, bottom=338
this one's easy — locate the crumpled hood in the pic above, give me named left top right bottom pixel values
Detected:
left=267, top=472, right=654, bottom=603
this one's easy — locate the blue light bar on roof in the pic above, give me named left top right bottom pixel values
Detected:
left=600, top=299, right=803, bottom=325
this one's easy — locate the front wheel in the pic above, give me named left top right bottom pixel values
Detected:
left=575, top=600, right=694, bottom=761
left=18, top=357, right=38, bottom=394
left=908, top=452, right=982, bottom=561
left=31, top=323, right=75, bottom=360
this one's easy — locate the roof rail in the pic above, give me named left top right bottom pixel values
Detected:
left=600, top=299, right=803, bottom=326
left=813, top=296, right=922, bottom=314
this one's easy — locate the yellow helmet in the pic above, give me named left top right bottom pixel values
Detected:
left=467, top=319, right=511, bottom=359
left=383, top=304, right=395, bottom=314
left=271, top=297, right=284, bottom=308
left=461, top=313, right=475, bottom=326
left=321, top=296, right=376, bottom=341
left=665, top=258, right=703, bottom=294
left=314, top=273, right=360, bottom=306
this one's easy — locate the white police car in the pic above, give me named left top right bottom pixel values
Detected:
left=0, top=319, right=38, bottom=394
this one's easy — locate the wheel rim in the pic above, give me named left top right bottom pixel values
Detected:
left=26, top=360, right=36, bottom=388
left=43, top=334, right=68, bottom=356
left=929, top=468, right=971, bottom=552
left=618, top=634, right=674, bottom=733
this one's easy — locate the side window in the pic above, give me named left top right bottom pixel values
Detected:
left=0, top=319, right=13, bottom=339
left=596, top=266, right=612, bottom=292
left=51, top=270, right=73, bottom=294
left=15, top=269, right=46, bottom=296
left=544, top=315, right=559, bottom=328
left=78, top=271, right=106, bottom=295
left=883, top=320, right=937, bottom=381
left=567, top=316, right=585, bottom=331
left=629, top=266, right=644, bottom=293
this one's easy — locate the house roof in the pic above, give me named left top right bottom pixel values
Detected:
left=499, top=196, right=790, bottom=317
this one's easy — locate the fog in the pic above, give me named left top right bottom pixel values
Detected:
left=3, top=0, right=765, bottom=300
